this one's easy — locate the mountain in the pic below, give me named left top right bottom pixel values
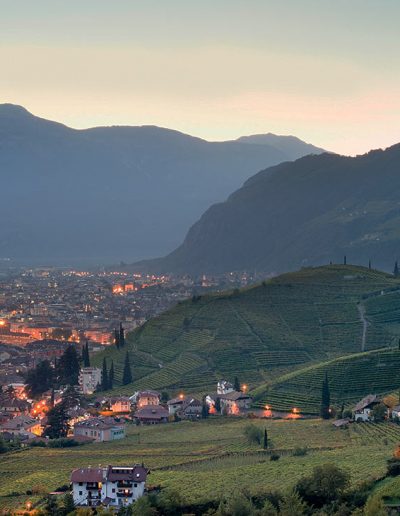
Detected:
left=138, top=144, right=400, bottom=275
left=0, top=104, right=323, bottom=265
left=94, top=265, right=400, bottom=395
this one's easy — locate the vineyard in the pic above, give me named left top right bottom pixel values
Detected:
left=1, top=417, right=398, bottom=510
left=253, top=348, right=400, bottom=413
left=95, top=265, right=400, bottom=396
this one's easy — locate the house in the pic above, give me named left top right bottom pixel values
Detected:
left=217, top=380, right=234, bottom=395
left=0, top=415, right=42, bottom=436
left=134, top=391, right=161, bottom=408
left=110, top=397, right=131, bottom=414
left=353, top=394, right=387, bottom=422
left=134, top=405, right=169, bottom=424
left=71, top=464, right=148, bottom=508
left=167, top=396, right=202, bottom=419
left=73, top=417, right=125, bottom=442
left=206, top=390, right=253, bottom=414
left=79, top=367, right=102, bottom=395
left=0, top=396, right=31, bottom=416
left=167, top=395, right=186, bottom=416
left=391, top=404, right=400, bottom=420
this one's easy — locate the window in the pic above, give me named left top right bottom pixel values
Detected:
left=134, top=483, right=137, bottom=488
left=79, top=491, right=83, bottom=496
left=79, top=482, right=83, bottom=486
left=112, top=488, right=115, bottom=493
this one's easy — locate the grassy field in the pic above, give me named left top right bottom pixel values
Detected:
left=94, top=265, right=400, bottom=396
left=1, top=417, right=399, bottom=511
left=252, top=348, right=400, bottom=414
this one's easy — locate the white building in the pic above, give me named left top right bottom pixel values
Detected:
left=217, top=380, right=234, bottom=395
left=353, top=394, right=386, bottom=422
left=71, top=465, right=148, bottom=508
left=79, top=367, right=102, bottom=395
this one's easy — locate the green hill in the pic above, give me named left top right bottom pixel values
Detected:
left=252, top=348, right=400, bottom=414
left=95, top=265, right=400, bottom=395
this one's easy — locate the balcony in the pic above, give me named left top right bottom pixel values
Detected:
left=117, top=491, right=133, bottom=497
left=117, top=482, right=132, bottom=488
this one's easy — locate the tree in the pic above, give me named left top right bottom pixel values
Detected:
left=243, top=423, right=262, bottom=445
left=202, top=399, right=209, bottom=419
left=394, top=261, right=399, bottom=277
left=0, top=435, right=8, bottom=454
left=364, top=495, right=387, bottom=516
left=320, top=372, right=331, bottom=419
left=234, top=376, right=240, bottom=391
left=368, top=259, right=371, bottom=270
left=62, top=385, right=81, bottom=409
left=114, top=328, right=120, bottom=349
left=371, top=403, right=387, bottom=422
left=57, top=346, right=80, bottom=386
left=122, top=352, right=132, bottom=385
left=278, top=490, right=307, bottom=516
left=161, top=391, right=169, bottom=403
left=259, top=500, right=278, bottom=516
left=82, top=341, right=90, bottom=367
left=45, top=402, right=70, bottom=439
left=101, top=357, right=109, bottom=391
left=119, top=322, right=125, bottom=347
left=215, top=397, right=221, bottom=414
left=219, top=491, right=256, bottom=516
left=25, top=359, right=54, bottom=397
left=62, top=492, right=75, bottom=515
left=344, top=255, right=347, bottom=265
left=296, top=463, right=350, bottom=507
left=109, top=360, right=114, bottom=390
left=263, top=428, right=268, bottom=449
left=131, top=496, right=159, bottom=516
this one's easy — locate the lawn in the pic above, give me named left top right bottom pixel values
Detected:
left=0, top=417, right=397, bottom=510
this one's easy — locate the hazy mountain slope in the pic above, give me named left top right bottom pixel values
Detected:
left=94, top=265, right=400, bottom=395
left=0, top=104, right=323, bottom=265
left=139, top=144, right=400, bottom=274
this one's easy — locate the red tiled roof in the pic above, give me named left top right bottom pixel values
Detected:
left=71, top=467, right=103, bottom=483
left=134, top=406, right=168, bottom=420
left=106, top=465, right=148, bottom=483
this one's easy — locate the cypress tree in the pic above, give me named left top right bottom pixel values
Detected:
left=344, top=255, right=347, bottom=265
left=394, top=261, right=399, bottom=277
left=109, top=360, right=114, bottom=390
left=201, top=399, right=209, bottom=419
left=368, top=259, right=371, bottom=270
left=122, top=352, right=132, bottom=385
left=320, top=372, right=331, bottom=419
left=119, top=323, right=125, bottom=347
left=215, top=397, right=221, bottom=414
left=102, top=357, right=109, bottom=390
left=263, top=428, right=268, bottom=449
left=57, top=345, right=80, bottom=386
left=114, top=329, right=120, bottom=349
left=234, top=376, right=240, bottom=392
left=82, top=341, right=90, bottom=367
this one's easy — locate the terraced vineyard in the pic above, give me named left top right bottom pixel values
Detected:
left=1, top=417, right=397, bottom=511
left=253, top=348, right=400, bottom=413
left=96, top=265, right=400, bottom=396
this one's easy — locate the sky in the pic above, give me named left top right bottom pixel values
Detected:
left=1, top=0, right=399, bottom=155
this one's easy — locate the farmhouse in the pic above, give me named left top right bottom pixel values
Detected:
left=217, top=380, right=234, bottom=395
left=167, top=396, right=202, bottom=419
left=109, top=397, right=131, bottom=414
left=0, top=395, right=31, bottom=416
left=391, top=404, right=400, bottom=420
left=133, top=390, right=161, bottom=408
left=353, top=394, right=387, bottom=422
left=71, top=464, right=148, bottom=508
left=134, top=405, right=169, bottom=424
left=73, top=417, right=125, bottom=442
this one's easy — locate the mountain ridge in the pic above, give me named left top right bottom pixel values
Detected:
left=0, top=104, right=324, bottom=265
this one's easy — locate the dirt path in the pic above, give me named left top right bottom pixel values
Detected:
left=357, top=303, right=368, bottom=352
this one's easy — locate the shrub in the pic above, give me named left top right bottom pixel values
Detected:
left=243, top=424, right=263, bottom=445
left=387, top=458, right=400, bottom=476
left=48, top=438, right=79, bottom=448
left=270, top=454, right=280, bottom=461
left=343, top=409, right=353, bottom=419
left=292, top=447, right=308, bottom=457
left=29, top=440, right=46, bottom=447
left=296, top=463, right=350, bottom=507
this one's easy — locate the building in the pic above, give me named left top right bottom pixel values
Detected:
left=134, top=405, right=169, bottom=424
left=73, top=417, right=125, bottom=442
left=79, top=367, right=102, bottom=395
left=217, top=380, right=234, bottom=395
left=134, top=391, right=161, bottom=408
left=0, top=396, right=31, bottom=416
left=206, top=390, right=252, bottom=415
left=0, top=415, right=42, bottom=437
left=391, top=404, right=400, bottom=420
left=71, top=464, right=148, bottom=508
left=167, top=396, right=202, bottom=419
left=110, top=397, right=131, bottom=414
left=353, top=394, right=385, bottom=422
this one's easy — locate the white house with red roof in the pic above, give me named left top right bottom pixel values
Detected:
left=71, top=464, right=148, bottom=507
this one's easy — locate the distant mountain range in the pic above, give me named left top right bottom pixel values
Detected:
left=136, top=144, right=400, bottom=274
left=0, top=104, right=323, bottom=265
